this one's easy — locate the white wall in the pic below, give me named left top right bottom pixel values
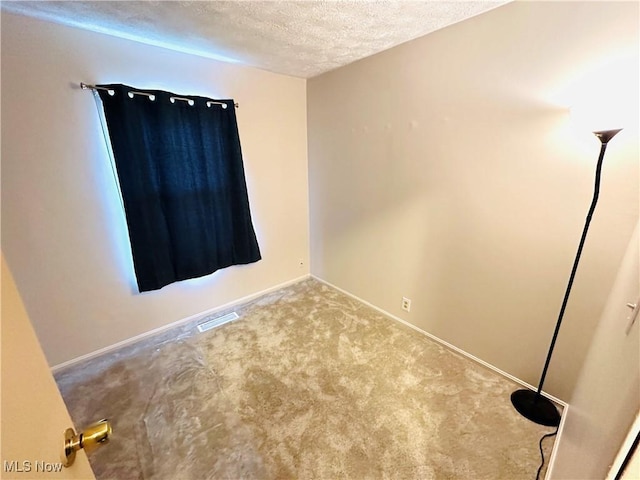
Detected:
left=307, top=1, right=639, bottom=401
left=1, top=12, right=310, bottom=366
left=550, top=225, right=639, bottom=479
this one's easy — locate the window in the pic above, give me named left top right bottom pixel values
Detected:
left=96, top=84, right=261, bottom=292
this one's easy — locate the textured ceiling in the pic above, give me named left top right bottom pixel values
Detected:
left=2, top=1, right=510, bottom=78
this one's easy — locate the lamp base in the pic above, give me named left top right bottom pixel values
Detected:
left=511, top=389, right=560, bottom=427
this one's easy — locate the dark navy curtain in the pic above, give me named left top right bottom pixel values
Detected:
left=97, top=84, right=261, bottom=292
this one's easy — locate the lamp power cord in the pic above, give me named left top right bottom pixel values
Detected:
left=536, top=427, right=559, bottom=480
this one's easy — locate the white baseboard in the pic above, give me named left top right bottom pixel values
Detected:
left=311, top=275, right=567, bottom=408
left=53, top=271, right=567, bottom=478
left=312, top=275, right=568, bottom=479
left=545, top=406, right=569, bottom=479
left=54, top=271, right=568, bottom=406
left=51, top=274, right=311, bottom=373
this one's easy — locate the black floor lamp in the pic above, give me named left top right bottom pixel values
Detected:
left=511, top=128, right=623, bottom=427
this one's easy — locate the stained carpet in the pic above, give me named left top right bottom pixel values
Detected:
left=55, top=278, right=558, bottom=479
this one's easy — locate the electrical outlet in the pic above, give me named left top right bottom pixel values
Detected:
left=402, top=297, right=411, bottom=312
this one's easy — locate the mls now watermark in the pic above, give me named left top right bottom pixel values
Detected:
left=4, top=460, right=64, bottom=473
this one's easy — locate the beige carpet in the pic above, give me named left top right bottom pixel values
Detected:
left=55, top=278, right=558, bottom=479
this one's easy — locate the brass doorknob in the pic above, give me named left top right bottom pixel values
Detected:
left=62, top=419, right=112, bottom=467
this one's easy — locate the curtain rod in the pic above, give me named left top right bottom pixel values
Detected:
left=80, top=82, right=239, bottom=108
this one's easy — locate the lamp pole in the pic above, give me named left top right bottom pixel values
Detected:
left=511, top=128, right=623, bottom=427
